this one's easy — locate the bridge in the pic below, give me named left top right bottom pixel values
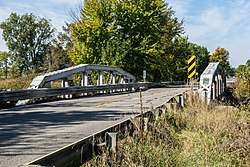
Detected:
left=199, top=62, right=227, bottom=103
left=0, top=63, right=226, bottom=167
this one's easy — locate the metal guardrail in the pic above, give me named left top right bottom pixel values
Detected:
left=0, top=82, right=185, bottom=103
left=27, top=119, right=134, bottom=167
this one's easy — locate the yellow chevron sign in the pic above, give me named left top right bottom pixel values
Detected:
left=188, top=55, right=196, bottom=79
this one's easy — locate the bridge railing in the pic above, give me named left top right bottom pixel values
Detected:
left=0, top=81, right=185, bottom=105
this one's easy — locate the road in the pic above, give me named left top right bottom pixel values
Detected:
left=0, top=88, right=188, bottom=167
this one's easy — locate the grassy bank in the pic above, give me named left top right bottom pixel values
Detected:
left=83, top=99, right=250, bottom=166
left=0, top=76, right=34, bottom=90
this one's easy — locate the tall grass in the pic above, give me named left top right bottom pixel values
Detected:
left=83, top=96, right=250, bottom=167
left=0, top=75, right=34, bottom=90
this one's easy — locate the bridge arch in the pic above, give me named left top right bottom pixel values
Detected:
left=199, top=62, right=226, bottom=103
left=28, top=64, right=136, bottom=89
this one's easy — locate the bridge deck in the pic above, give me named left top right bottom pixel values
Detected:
left=0, top=88, right=188, bottom=167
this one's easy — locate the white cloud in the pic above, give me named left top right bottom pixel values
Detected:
left=169, top=0, right=250, bottom=67
left=168, top=0, right=193, bottom=19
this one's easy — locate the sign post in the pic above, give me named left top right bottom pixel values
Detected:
left=188, top=55, right=196, bottom=79
left=188, top=55, right=196, bottom=104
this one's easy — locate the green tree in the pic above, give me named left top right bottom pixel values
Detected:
left=227, top=67, right=235, bottom=77
left=70, top=0, right=183, bottom=81
left=164, top=37, right=210, bottom=81
left=210, top=47, right=231, bottom=76
left=246, top=59, right=250, bottom=67
left=45, top=25, right=73, bottom=71
left=0, top=51, right=11, bottom=78
left=191, top=44, right=210, bottom=78
left=235, top=60, right=250, bottom=102
left=0, top=13, right=54, bottom=74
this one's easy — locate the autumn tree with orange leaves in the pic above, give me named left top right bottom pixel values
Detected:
left=210, top=47, right=231, bottom=76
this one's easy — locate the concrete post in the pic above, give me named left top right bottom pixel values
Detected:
left=105, top=132, right=118, bottom=153
left=143, top=118, right=149, bottom=132
left=179, top=95, right=185, bottom=108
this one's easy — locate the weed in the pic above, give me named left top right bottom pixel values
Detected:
left=82, top=94, right=249, bottom=167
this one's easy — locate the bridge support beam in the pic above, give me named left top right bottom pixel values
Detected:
left=112, top=73, right=116, bottom=85
left=221, top=78, right=224, bottom=95
left=212, top=82, right=216, bottom=100
left=110, top=73, right=116, bottom=93
left=98, top=71, right=103, bottom=86
left=218, top=75, right=221, bottom=98
left=81, top=72, right=88, bottom=96
left=61, top=78, right=72, bottom=99
left=98, top=71, right=104, bottom=93
left=216, top=76, right=219, bottom=100
left=81, top=72, right=88, bottom=87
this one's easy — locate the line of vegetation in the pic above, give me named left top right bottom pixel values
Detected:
left=82, top=96, right=249, bottom=167
left=234, top=60, right=250, bottom=111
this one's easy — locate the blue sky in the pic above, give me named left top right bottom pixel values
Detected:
left=0, top=0, right=249, bottom=67
left=168, top=0, right=250, bottom=67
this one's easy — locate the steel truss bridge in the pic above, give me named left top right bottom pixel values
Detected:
left=0, top=63, right=227, bottom=167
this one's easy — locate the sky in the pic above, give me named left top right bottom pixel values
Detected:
left=0, top=0, right=250, bottom=67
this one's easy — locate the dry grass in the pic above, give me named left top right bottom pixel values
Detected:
left=173, top=101, right=250, bottom=167
left=82, top=95, right=250, bottom=167
left=0, top=75, right=34, bottom=90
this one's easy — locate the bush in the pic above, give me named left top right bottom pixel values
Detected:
left=0, top=74, right=35, bottom=90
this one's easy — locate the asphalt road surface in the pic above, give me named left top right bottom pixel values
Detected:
left=0, top=88, right=188, bottom=167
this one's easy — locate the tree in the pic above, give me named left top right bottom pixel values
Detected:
left=227, top=67, right=235, bottom=77
left=246, top=59, right=250, bottom=67
left=161, top=36, right=210, bottom=81
left=0, top=51, right=11, bottom=78
left=45, top=25, right=73, bottom=71
left=191, top=44, right=210, bottom=78
left=0, top=13, right=54, bottom=74
left=210, top=47, right=231, bottom=76
left=70, top=0, right=184, bottom=81
left=235, top=60, right=250, bottom=101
